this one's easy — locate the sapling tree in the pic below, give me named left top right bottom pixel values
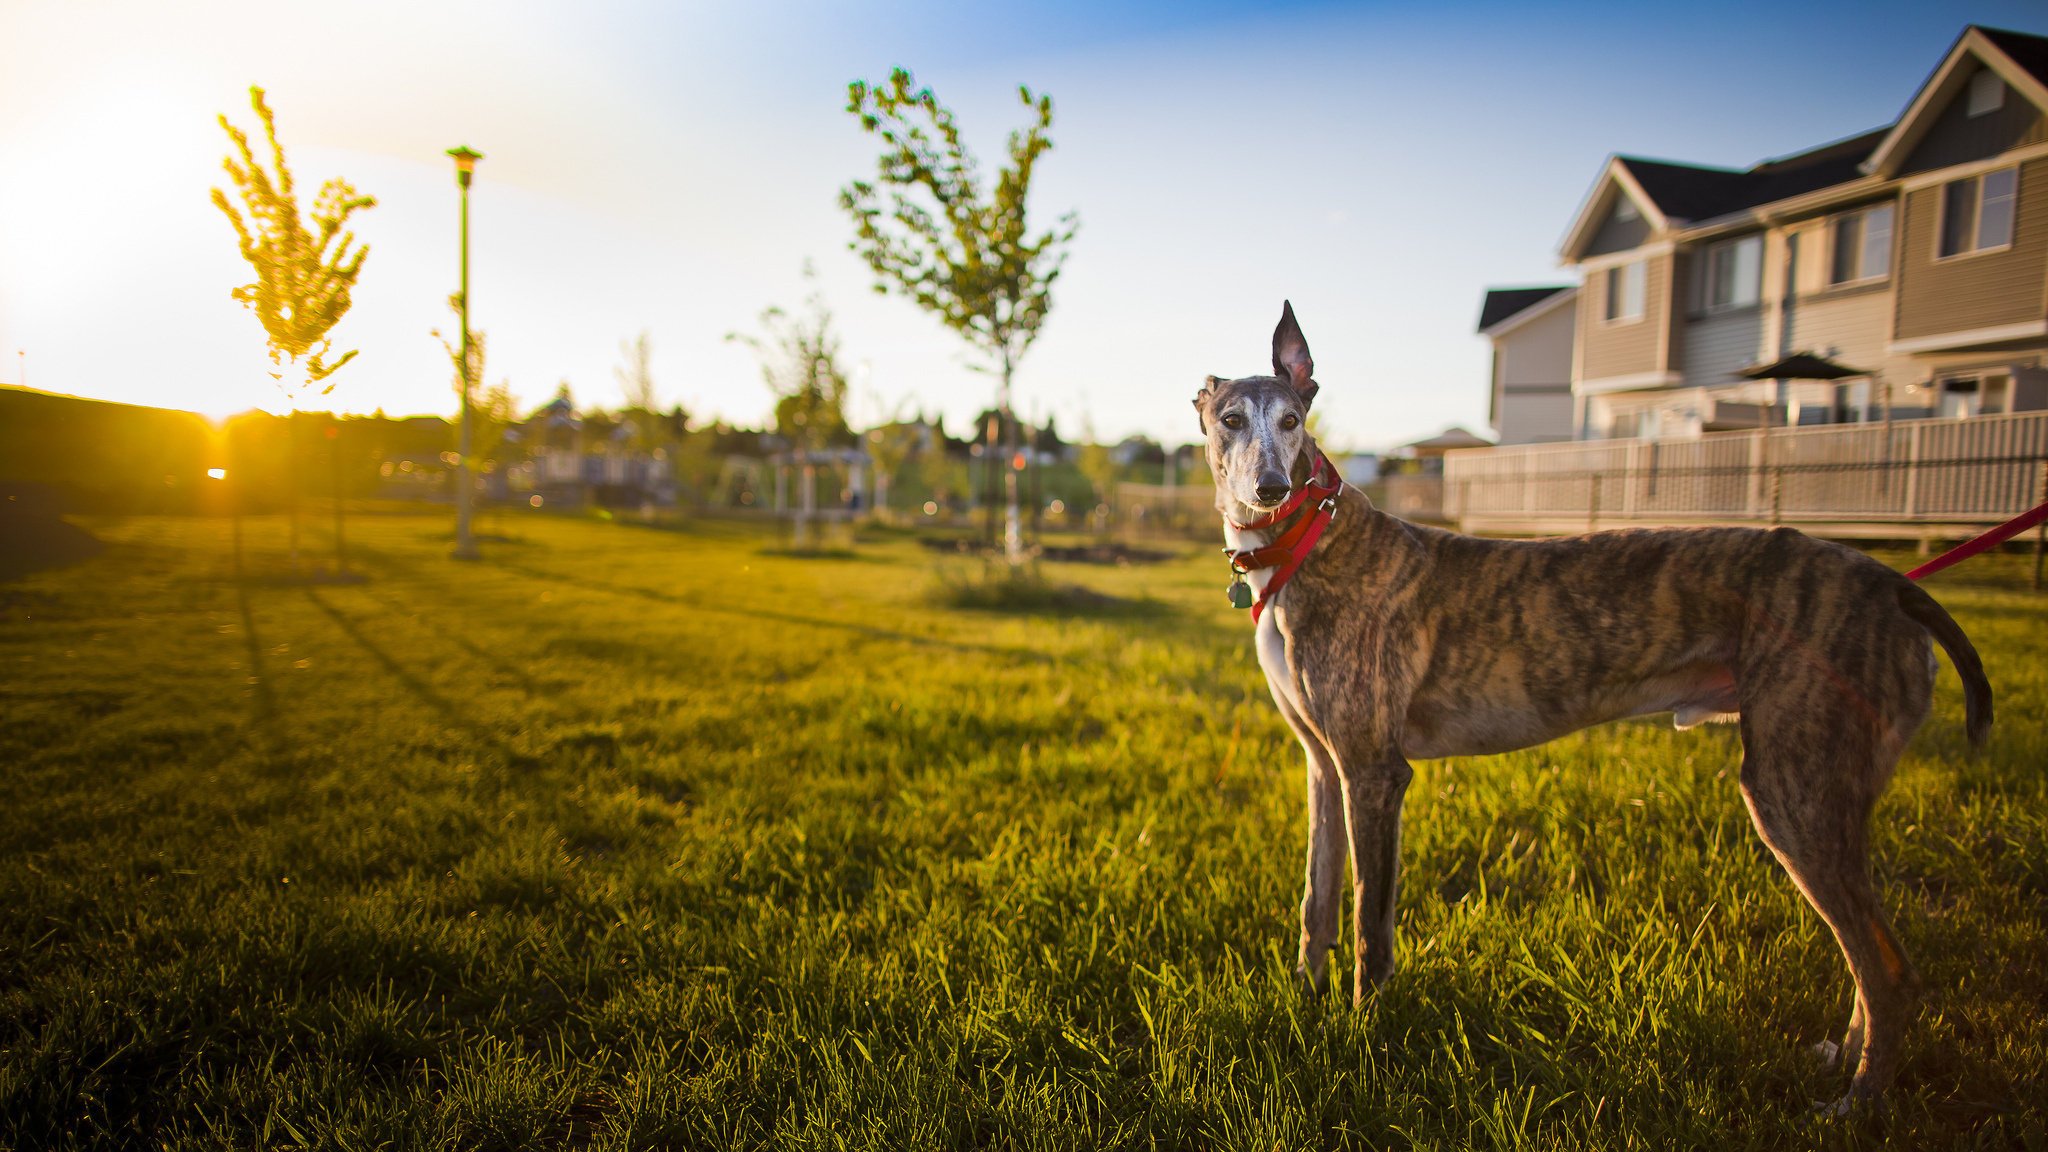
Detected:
left=213, top=85, right=375, bottom=571
left=841, top=67, right=1078, bottom=562
left=615, top=331, right=671, bottom=508
left=728, top=272, right=853, bottom=548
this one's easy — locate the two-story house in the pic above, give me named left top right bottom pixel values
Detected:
left=1528, top=25, right=2048, bottom=440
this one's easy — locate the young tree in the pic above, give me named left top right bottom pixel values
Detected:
left=841, top=67, right=1078, bottom=563
left=615, top=331, right=672, bottom=510
left=863, top=416, right=923, bottom=520
left=1077, top=418, right=1121, bottom=540
left=727, top=273, right=852, bottom=547
left=214, top=85, right=375, bottom=571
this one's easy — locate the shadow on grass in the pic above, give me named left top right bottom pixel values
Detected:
left=930, top=564, right=1172, bottom=619
left=0, top=508, right=103, bottom=581
left=234, top=579, right=281, bottom=759
left=754, top=547, right=872, bottom=562
left=928, top=553, right=1174, bottom=618
left=489, top=559, right=1053, bottom=664
left=302, top=588, right=538, bottom=768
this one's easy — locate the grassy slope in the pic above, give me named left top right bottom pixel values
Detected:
left=1, top=511, right=2043, bottom=1150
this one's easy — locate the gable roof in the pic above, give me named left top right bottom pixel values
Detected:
left=1865, top=25, right=2048, bottom=176
left=1613, top=127, right=1889, bottom=227
left=1477, top=285, right=1573, bottom=334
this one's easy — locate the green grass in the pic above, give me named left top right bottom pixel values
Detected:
left=2, top=509, right=2044, bottom=1149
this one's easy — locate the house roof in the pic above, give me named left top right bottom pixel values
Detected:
left=1614, top=127, right=1889, bottom=226
left=1477, top=286, right=1573, bottom=332
left=1980, top=25, right=2048, bottom=88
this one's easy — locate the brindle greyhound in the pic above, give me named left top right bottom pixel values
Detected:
left=1195, top=301, right=1992, bottom=1110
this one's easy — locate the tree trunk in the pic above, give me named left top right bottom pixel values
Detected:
left=1001, top=355, right=1023, bottom=565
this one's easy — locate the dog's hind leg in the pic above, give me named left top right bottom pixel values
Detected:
left=1736, top=713, right=1921, bottom=1111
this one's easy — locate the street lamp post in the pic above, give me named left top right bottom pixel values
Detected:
left=447, top=146, right=484, bottom=560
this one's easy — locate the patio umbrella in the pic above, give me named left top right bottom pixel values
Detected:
left=1735, top=351, right=1871, bottom=381
left=1735, top=351, right=1881, bottom=435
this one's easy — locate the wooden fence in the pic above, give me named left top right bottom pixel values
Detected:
left=1443, top=411, right=2048, bottom=539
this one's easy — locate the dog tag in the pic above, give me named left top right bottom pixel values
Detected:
left=1228, top=580, right=1254, bottom=610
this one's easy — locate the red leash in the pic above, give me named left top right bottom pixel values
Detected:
left=1225, top=455, right=1344, bottom=623
left=1905, top=500, right=2048, bottom=582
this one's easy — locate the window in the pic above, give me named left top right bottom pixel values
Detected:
left=1604, top=260, right=1644, bottom=322
left=1939, top=168, right=2017, bottom=257
left=1968, top=70, right=2005, bottom=118
left=1702, top=234, right=1761, bottom=310
left=1828, top=204, right=1894, bottom=284
left=1937, top=373, right=2011, bottom=419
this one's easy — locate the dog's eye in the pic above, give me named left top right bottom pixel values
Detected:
left=1280, top=413, right=1300, bottom=430
left=1221, top=413, right=1247, bottom=430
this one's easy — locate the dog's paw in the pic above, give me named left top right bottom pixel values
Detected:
left=1293, top=963, right=1330, bottom=1001
left=1810, top=1039, right=1841, bottom=1069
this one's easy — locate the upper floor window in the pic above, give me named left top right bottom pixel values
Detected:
left=1968, top=70, right=2005, bottom=118
left=1702, top=234, right=1762, bottom=311
left=1829, top=204, right=1894, bottom=284
left=1939, top=168, right=2017, bottom=257
left=1603, top=259, right=1644, bottom=322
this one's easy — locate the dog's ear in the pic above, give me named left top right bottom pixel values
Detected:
left=1193, top=375, right=1222, bottom=432
left=1272, top=300, right=1318, bottom=406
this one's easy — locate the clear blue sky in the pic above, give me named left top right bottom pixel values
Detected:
left=3, top=0, right=2045, bottom=452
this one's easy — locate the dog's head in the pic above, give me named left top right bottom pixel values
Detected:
left=1193, top=300, right=1321, bottom=519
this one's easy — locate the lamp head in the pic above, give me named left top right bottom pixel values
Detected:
left=446, top=145, right=483, bottom=187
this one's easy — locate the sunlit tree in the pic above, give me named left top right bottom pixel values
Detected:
left=213, top=85, right=375, bottom=571
left=841, top=67, right=1078, bottom=562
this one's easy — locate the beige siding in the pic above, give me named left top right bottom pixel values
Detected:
left=1900, top=67, right=2048, bottom=175
left=1680, top=308, right=1766, bottom=387
left=1787, top=286, right=1917, bottom=388
left=1494, top=299, right=1576, bottom=444
left=1497, top=392, right=1574, bottom=444
left=1497, top=299, right=1575, bottom=388
left=1894, top=156, right=2048, bottom=340
left=1580, top=254, right=1669, bottom=381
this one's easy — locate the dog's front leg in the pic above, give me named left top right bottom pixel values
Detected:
left=1260, top=627, right=1345, bottom=996
left=1337, top=751, right=1413, bottom=1003
left=1295, top=729, right=1345, bottom=997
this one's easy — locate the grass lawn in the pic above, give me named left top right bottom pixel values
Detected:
left=3, top=508, right=2044, bottom=1149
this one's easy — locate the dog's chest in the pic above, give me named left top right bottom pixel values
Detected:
left=1222, top=522, right=1279, bottom=598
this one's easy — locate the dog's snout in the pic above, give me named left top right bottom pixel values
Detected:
left=1255, top=475, right=1291, bottom=505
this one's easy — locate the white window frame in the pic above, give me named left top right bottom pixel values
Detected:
left=1828, top=203, right=1894, bottom=286
left=1602, top=259, right=1645, bottom=325
left=1936, top=167, right=2018, bottom=260
left=1699, top=234, right=1762, bottom=313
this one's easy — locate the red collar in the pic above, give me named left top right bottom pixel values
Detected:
left=1224, top=455, right=1342, bottom=623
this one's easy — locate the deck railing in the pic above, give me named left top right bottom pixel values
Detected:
left=1444, top=412, right=2048, bottom=536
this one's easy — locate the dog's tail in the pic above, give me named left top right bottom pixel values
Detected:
left=1898, top=582, right=1992, bottom=751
